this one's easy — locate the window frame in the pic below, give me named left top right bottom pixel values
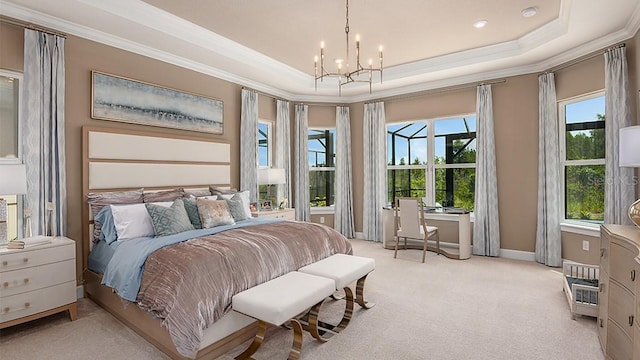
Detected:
left=257, top=119, right=273, bottom=169
left=0, top=69, right=24, bottom=240
left=308, top=127, right=336, bottom=211
left=386, top=113, right=477, bottom=209
left=558, top=90, right=606, bottom=228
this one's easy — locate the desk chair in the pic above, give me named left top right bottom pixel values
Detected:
left=393, top=197, right=440, bottom=263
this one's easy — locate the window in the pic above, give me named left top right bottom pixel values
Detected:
left=0, top=69, right=23, bottom=240
left=308, top=128, right=336, bottom=207
left=560, top=93, right=605, bottom=223
left=387, top=116, right=476, bottom=210
left=257, top=120, right=272, bottom=200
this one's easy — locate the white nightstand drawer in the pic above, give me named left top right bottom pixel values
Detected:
left=0, top=240, right=74, bottom=273
left=0, top=281, right=76, bottom=323
left=0, top=259, right=75, bottom=297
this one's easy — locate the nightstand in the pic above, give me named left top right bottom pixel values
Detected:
left=0, top=236, right=77, bottom=329
left=252, top=208, right=295, bottom=220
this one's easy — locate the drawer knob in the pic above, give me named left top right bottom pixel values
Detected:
left=2, top=261, right=7, bottom=266
left=599, top=319, right=604, bottom=328
left=600, top=249, right=605, bottom=257
left=24, top=302, right=30, bottom=309
left=631, top=270, right=636, bottom=282
left=23, top=278, right=29, bottom=284
left=629, top=315, right=634, bottom=327
left=3, top=307, right=8, bottom=313
left=2, top=282, right=7, bottom=288
left=23, top=258, right=28, bottom=263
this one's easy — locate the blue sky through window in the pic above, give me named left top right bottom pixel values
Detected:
left=566, top=96, right=605, bottom=124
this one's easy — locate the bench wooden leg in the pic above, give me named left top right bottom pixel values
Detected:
left=234, top=320, right=267, bottom=360
left=356, top=274, right=375, bottom=309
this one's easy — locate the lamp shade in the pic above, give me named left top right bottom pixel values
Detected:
left=257, top=168, right=286, bottom=185
left=620, top=126, right=640, bottom=167
left=0, top=164, right=27, bottom=195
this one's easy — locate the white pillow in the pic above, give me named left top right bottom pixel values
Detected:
left=111, top=202, right=172, bottom=240
left=219, top=191, right=251, bottom=219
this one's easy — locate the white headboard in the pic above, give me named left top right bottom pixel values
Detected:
left=81, top=126, right=231, bottom=270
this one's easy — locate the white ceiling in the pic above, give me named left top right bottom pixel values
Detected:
left=2, top=0, right=640, bottom=103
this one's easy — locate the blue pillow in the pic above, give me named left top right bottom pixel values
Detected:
left=94, top=206, right=118, bottom=244
left=145, top=199, right=195, bottom=237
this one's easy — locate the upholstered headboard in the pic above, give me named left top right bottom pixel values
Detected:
left=81, top=126, right=231, bottom=271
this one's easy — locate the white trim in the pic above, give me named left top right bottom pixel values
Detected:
left=560, top=222, right=601, bottom=237
left=77, top=285, right=84, bottom=299
left=310, top=207, right=335, bottom=215
left=499, top=248, right=536, bottom=262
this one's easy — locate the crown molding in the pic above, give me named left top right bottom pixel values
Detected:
left=2, top=0, right=639, bottom=104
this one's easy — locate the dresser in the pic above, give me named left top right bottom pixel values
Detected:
left=0, top=236, right=77, bottom=329
left=252, top=208, right=295, bottom=220
left=598, top=225, right=640, bottom=359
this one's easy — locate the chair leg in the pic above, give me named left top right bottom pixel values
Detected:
left=404, top=237, right=407, bottom=250
left=394, top=236, right=399, bottom=259
left=436, top=231, right=440, bottom=255
left=422, top=238, right=427, bottom=263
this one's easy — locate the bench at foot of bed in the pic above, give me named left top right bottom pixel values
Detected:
left=298, top=254, right=376, bottom=340
left=232, top=271, right=336, bottom=360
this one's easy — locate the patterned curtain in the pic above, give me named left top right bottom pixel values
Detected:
left=604, top=47, right=635, bottom=225
left=473, top=84, right=500, bottom=256
left=294, top=104, right=310, bottom=221
left=275, top=100, right=291, bottom=206
left=335, top=106, right=355, bottom=238
left=363, top=102, right=387, bottom=242
left=22, top=29, right=66, bottom=236
left=535, top=73, right=562, bottom=266
left=240, top=89, right=258, bottom=202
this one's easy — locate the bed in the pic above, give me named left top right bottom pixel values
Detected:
left=81, top=127, right=353, bottom=359
left=562, top=261, right=599, bottom=319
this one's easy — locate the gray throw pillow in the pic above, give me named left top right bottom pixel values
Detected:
left=145, top=198, right=195, bottom=237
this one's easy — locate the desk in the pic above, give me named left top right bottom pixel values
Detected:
left=382, top=208, right=471, bottom=260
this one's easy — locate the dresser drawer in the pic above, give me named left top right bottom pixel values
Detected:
left=0, top=243, right=74, bottom=273
left=607, top=319, right=633, bottom=360
left=0, top=281, right=76, bottom=323
left=609, top=280, right=636, bottom=338
left=0, top=259, right=75, bottom=297
left=610, top=242, right=637, bottom=292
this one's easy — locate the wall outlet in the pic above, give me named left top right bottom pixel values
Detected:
left=320, top=216, right=325, bottom=224
left=582, top=240, right=590, bottom=251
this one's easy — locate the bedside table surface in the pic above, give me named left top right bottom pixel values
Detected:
left=0, top=236, right=74, bottom=255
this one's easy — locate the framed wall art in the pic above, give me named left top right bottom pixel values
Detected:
left=91, top=71, right=224, bottom=134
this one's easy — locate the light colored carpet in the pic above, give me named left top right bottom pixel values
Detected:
left=0, top=239, right=604, bottom=360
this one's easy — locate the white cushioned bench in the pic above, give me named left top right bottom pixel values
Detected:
left=298, top=254, right=376, bottom=339
left=232, top=271, right=336, bottom=360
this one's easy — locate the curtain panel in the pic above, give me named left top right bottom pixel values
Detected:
left=535, top=73, right=562, bottom=267
left=22, top=29, right=66, bottom=236
left=240, top=89, right=259, bottom=202
left=294, top=104, right=310, bottom=221
left=335, top=106, right=355, bottom=238
left=473, top=84, right=501, bottom=256
left=604, top=47, right=635, bottom=225
left=363, top=102, right=387, bottom=242
left=275, top=100, right=291, bottom=206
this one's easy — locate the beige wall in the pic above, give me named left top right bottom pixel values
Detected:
left=2, top=20, right=640, bottom=279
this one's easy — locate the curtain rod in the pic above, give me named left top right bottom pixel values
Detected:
left=241, top=87, right=290, bottom=103
left=541, top=43, right=625, bottom=75
left=364, top=78, right=507, bottom=105
left=0, top=16, right=67, bottom=39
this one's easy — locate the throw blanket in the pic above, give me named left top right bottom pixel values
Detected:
left=136, top=221, right=353, bottom=358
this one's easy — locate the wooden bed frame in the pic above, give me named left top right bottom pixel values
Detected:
left=80, top=126, right=257, bottom=359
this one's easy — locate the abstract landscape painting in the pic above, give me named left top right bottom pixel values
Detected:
left=91, top=71, right=223, bottom=134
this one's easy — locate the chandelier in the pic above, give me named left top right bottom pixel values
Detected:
left=314, top=0, right=383, bottom=95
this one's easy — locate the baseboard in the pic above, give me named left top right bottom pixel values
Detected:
left=499, top=248, right=536, bottom=262
left=77, top=285, right=84, bottom=299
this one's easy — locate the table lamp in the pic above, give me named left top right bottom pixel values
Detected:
left=0, top=164, right=27, bottom=244
left=619, top=126, right=640, bottom=228
left=257, top=168, right=286, bottom=209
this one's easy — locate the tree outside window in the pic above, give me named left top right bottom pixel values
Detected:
left=257, top=121, right=271, bottom=200
left=560, top=93, right=605, bottom=223
left=308, top=128, right=336, bottom=207
left=387, top=116, right=476, bottom=210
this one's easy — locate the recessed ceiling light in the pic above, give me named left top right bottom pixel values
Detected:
left=473, top=20, right=488, bottom=29
left=521, top=7, right=537, bottom=18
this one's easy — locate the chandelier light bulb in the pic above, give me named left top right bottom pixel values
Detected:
left=320, top=41, right=325, bottom=49
left=314, top=56, right=318, bottom=62
left=356, top=34, right=360, bottom=42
